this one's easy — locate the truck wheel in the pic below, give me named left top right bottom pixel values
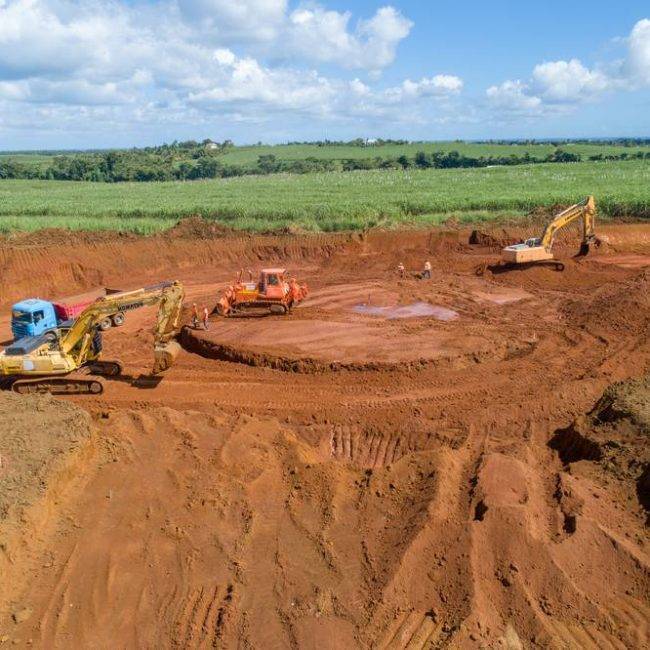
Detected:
left=99, top=317, right=112, bottom=331
left=44, top=331, right=57, bottom=342
left=112, top=313, right=125, bottom=327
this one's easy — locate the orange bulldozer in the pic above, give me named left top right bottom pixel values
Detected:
left=214, top=268, right=308, bottom=316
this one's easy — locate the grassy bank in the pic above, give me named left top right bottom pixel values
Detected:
left=1, top=160, right=648, bottom=233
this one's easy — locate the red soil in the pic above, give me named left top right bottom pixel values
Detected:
left=0, top=223, right=648, bottom=648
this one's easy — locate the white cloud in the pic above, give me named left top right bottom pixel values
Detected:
left=0, top=78, right=130, bottom=105
left=177, top=0, right=288, bottom=43
left=487, top=60, right=612, bottom=115
left=486, top=80, right=542, bottom=113
left=532, top=59, right=611, bottom=102
left=626, top=18, right=650, bottom=85
left=350, top=78, right=371, bottom=96
left=286, top=4, right=412, bottom=70
left=213, top=48, right=237, bottom=66
left=188, top=56, right=337, bottom=112
left=0, top=0, right=463, bottom=135
left=384, top=75, right=463, bottom=103
left=187, top=52, right=460, bottom=120
left=487, top=18, right=650, bottom=117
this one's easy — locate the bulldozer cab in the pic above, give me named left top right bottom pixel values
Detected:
left=259, top=269, right=286, bottom=298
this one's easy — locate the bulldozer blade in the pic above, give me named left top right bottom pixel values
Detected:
left=153, top=340, right=182, bottom=374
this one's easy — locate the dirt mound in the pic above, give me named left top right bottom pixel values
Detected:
left=0, top=393, right=92, bottom=523
left=563, top=269, right=650, bottom=338
left=0, top=228, right=137, bottom=248
left=0, top=393, right=94, bottom=621
left=469, top=229, right=519, bottom=249
left=549, top=374, right=650, bottom=526
left=163, top=215, right=236, bottom=239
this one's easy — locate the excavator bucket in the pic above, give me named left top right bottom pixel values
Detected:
left=153, top=340, right=182, bottom=374
left=577, top=242, right=591, bottom=257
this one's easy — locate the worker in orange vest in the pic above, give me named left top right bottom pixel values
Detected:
left=191, top=303, right=199, bottom=329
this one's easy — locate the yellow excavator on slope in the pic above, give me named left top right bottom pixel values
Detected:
left=0, top=281, right=185, bottom=395
left=501, top=196, right=598, bottom=271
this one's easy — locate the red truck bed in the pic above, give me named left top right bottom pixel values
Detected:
left=52, top=287, right=121, bottom=320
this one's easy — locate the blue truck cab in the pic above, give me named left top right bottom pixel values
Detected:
left=11, top=299, right=59, bottom=340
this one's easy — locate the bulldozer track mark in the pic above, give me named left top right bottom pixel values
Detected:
left=171, top=584, right=228, bottom=648
left=375, top=610, right=443, bottom=650
left=330, top=427, right=462, bottom=467
left=606, top=596, right=649, bottom=648
left=545, top=619, right=627, bottom=650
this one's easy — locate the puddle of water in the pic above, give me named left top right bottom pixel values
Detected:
left=353, top=301, right=459, bottom=321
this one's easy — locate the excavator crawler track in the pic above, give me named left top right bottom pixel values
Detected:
left=10, top=374, right=105, bottom=395
left=85, top=359, right=123, bottom=377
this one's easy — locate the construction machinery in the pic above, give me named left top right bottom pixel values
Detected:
left=0, top=281, right=185, bottom=395
left=500, top=196, right=598, bottom=271
left=11, top=288, right=124, bottom=341
left=215, top=268, right=308, bottom=317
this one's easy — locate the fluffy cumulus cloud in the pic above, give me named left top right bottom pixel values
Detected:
left=487, top=18, right=650, bottom=117
left=626, top=18, right=650, bottom=85
left=532, top=59, right=611, bottom=102
left=285, top=5, right=412, bottom=70
left=0, top=0, right=462, bottom=139
left=486, top=80, right=542, bottom=114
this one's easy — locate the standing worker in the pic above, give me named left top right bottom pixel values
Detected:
left=191, top=302, right=200, bottom=329
left=422, top=260, right=432, bottom=279
left=202, top=305, right=210, bottom=330
left=397, top=262, right=405, bottom=278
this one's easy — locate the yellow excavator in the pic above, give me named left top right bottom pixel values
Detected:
left=501, top=196, right=598, bottom=271
left=0, top=281, right=185, bottom=395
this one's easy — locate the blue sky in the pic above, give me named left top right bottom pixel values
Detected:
left=0, top=0, right=649, bottom=149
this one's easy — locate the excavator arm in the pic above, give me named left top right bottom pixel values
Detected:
left=540, top=195, right=597, bottom=255
left=59, top=281, right=185, bottom=373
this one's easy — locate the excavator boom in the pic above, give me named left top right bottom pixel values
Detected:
left=540, top=195, right=597, bottom=254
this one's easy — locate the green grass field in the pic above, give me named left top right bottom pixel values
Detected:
left=0, top=160, right=648, bottom=233
left=217, top=142, right=650, bottom=165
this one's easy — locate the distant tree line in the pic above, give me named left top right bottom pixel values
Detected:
left=1, top=145, right=649, bottom=183
left=472, top=138, right=650, bottom=148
